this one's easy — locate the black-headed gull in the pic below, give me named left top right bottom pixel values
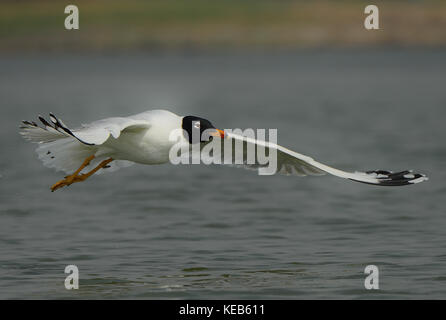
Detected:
left=20, top=109, right=427, bottom=191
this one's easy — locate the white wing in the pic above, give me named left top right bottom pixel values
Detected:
left=20, top=113, right=151, bottom=145
left=53, top=113, right=151, bottom=145
left=224, top=132, right=428, bottom=186
left=20, top=113, right=152, bottom=174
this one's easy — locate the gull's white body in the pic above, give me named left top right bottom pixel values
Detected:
left=21, top=110, right=188, bottom=174
left=20, top=109, right=428, bottom=186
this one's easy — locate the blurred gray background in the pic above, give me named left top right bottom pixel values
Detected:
left=0, top=0, right=445, bottom=299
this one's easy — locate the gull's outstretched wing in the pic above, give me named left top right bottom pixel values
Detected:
left=20, top=113, right=151, bottom=146
left=224, top=132, right=428, bottom=186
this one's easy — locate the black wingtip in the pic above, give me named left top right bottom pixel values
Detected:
left=351, top=169, right=428, bottom=186
left=38, top=115, right=53, bottom=128
left=49, top=113, right=58, bottom=124
left=46, top=113, right=94, bottom=146
left=22, top=120, right=35, bottom=126
left=47, top=113, right=73, bottom=135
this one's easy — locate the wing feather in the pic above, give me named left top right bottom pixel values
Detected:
left=35, top=114, right=152, bottom=145
left=224, top=132, right=428, bottom=186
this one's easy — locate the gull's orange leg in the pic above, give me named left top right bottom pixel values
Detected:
left=51, top=156, right=113, bottom=192
left=74, top=158, right=113, bottom=180
left=51, top=155, right=95, bottom=191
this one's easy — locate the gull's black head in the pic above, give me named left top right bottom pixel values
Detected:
left=182, top=115, right=224, bottom=144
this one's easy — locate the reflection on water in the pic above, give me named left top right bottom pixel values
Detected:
left=0, top=49, right=445, bottom=299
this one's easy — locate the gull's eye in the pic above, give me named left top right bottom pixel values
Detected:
left=193, top=122, right=200, bottom=129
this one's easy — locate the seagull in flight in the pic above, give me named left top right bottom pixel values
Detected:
left=20, top=109, right=428, bottom=192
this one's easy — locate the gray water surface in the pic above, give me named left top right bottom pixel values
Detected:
left=0, top=49, right=445, bottom=299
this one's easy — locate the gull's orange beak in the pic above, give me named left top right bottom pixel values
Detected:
left=210, top=129, right=226, bottom=139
